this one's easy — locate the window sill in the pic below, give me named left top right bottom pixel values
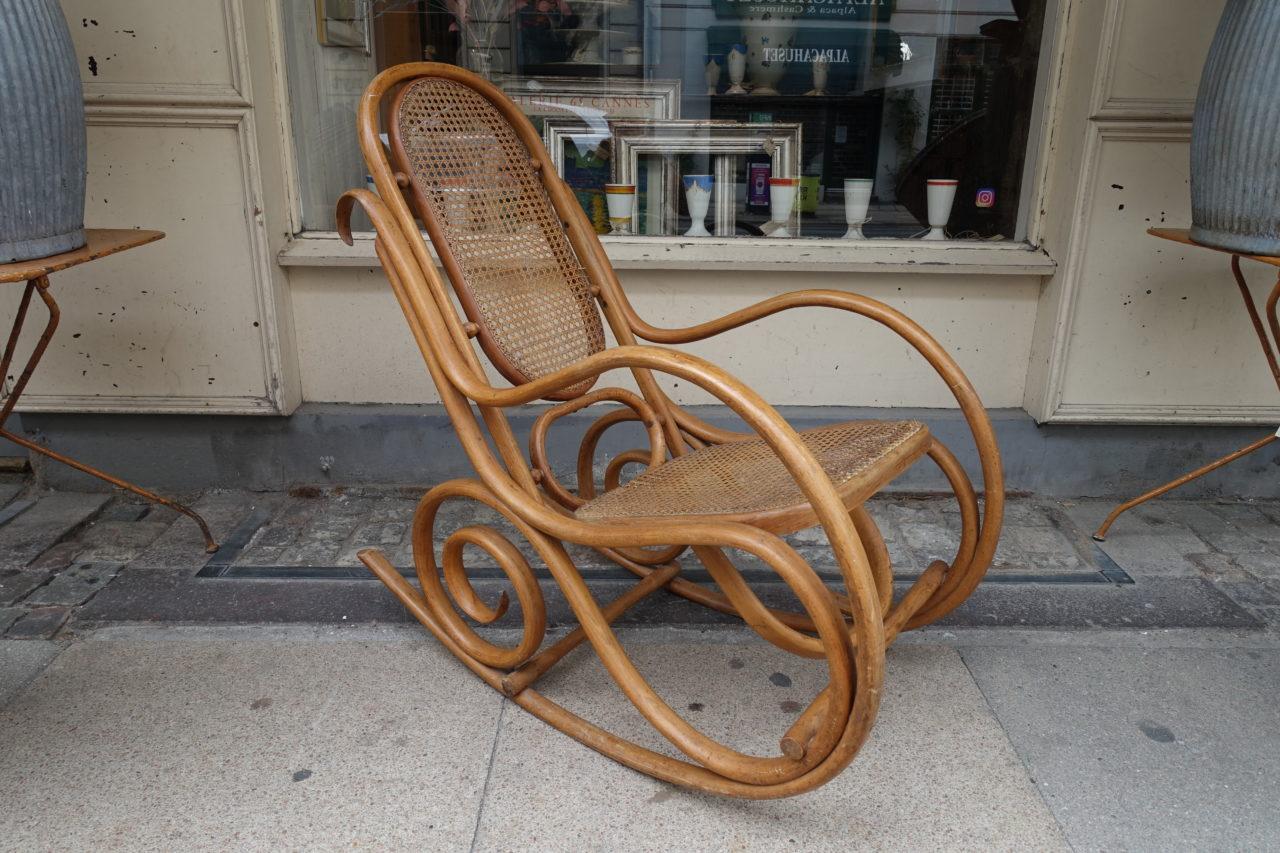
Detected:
left=278, top=232, right=1057, bottom=276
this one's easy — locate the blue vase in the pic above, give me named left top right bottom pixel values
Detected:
left=1190, top=0, right=1280, bottom=256
left=0, top=0, right=87, bottom=264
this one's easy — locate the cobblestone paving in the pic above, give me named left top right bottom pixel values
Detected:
left=1, top=480, right=1280, bottom=638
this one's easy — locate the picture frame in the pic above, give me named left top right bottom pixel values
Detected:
left=609, top=120, right=802, bottom=236
left=543, top=119, right=615, bottom=234
left=544, top=119, right=612, bottom=178
left=500, top=78, right=679, bottom=234
left=501, top=77, right=681, bottom=131
left=315, top=0, right=370, bottom=52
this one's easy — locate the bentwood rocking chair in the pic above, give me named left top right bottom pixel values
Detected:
left=338, top=63, right=1004, bottom=799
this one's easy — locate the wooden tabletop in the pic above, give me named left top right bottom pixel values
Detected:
left=0, top=229, right=164, bottom=283
left=1149, top=227, right=1280, bottom=269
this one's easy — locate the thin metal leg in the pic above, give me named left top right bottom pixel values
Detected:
left=1095, top=264, right=1280, bottom=541
left=0, top=277, right=218, bottom=553
left=0, top=277, right=59, bottom=425
left=0, top=279, right=39, bottom=390
left=1233, top=258, right=1280, bottom=393
left=1093, top=433, right=1277, bottom=540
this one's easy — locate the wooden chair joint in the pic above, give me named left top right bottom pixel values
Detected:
left=502, top=562, right=681, bottom=697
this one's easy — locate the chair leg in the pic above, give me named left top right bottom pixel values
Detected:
left=500, top=562, right=680, bottom=696
left=778, top=559, right=946, bottom=761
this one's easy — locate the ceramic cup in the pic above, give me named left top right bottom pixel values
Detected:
left=623, top=46, right=643, bottom=65
left=842, top=178, right=873, bottom=239
left=924, top=178, right=958, bottom=240
left=768, top=177, right=799, bottom=238
left=605, top=183, right=635, bottom=235
left=682, top=174, right=714, bottom=237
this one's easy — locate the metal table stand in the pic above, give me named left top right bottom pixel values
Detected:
left=1094, top=227, right=1280, bottom=541
left=0, top=229, right=217, bottom=552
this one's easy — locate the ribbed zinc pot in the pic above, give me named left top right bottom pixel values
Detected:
left=0, top=0, right=87, bottom=264
left=1190, top=0, right=1280, bottom=256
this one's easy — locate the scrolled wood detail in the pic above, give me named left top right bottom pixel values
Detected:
left=410, top=482, right=547, bottom=670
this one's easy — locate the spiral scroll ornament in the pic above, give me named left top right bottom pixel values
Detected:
left=411, top=482, right=548, bottom=670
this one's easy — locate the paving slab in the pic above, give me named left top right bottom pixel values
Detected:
left=4, top=605, right=70, bottom=639
left=0, top=639, right=59, bottom=707
left=473, top=642, right=1067, bottom=851
left=22, top=562, right=123, bottom=606
left=0, top=492, right=109, bottom=569
left=71, top=520, right=171, bottom=562
left=24, top=540, right=85, bottom=572
left=0, top=568, right=50, bottom=605
left=1234, top=549, right=1280, bottom=584
left=1204, top=502, right=1280, bottom=548
left=960, top=644, right=1280, bottom=853
left=928, top=576, right=1261, bottom=629
left=1059, top=501, right=1209, bottom=578
left=127, top=491, right=284, bottom=571
left=0, top=630, right=502, bottom=850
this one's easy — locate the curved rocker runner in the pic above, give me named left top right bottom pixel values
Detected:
left=338, top=63, right=1004, bottom=799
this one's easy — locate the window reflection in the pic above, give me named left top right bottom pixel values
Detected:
left=286, top=0, right=1047, bottom=240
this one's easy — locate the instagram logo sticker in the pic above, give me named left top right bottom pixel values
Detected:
left=975, top=187, right=996, bottom=209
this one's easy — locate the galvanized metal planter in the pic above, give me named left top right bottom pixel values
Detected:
left=0, top=0, right=87, bottom=264
left=1190, top=0, right=1280, bottom=257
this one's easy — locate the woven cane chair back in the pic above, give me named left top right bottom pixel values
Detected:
left=390, top=77, right=606, bottom=399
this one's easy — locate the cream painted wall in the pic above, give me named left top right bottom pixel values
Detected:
left=1024, top=0, right=1278, bottom=423
left=290, top=265, right=1041, bottom=408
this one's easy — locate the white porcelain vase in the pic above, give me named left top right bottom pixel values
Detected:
left=808, top=56, right=829, bottom=96
left=924, top=179, right=958, bottom=240
left=726, top=45, right=747, bottom=95
left=743, top=22, right=795, bottom=96
left=705, top=57, right=721, bottom=95
left=683, top=175, right=713, bottom=237
left=768, top=177, right=798, bottom=238
left=842, top=178, right=873, bottom=239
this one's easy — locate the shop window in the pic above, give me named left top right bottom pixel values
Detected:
left=284, top=0, right=1048, bottom=241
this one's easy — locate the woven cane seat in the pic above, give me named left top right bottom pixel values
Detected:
left=577, top=420, right=930, bottom=534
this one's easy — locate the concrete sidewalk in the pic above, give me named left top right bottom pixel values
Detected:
left=2, top=624, right=1278, bottom=851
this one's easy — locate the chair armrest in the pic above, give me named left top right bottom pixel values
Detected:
left=618, top=287, right=1005, bottom=610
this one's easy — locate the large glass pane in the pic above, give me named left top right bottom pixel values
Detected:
left=284, top=0, right=1048, bottom=240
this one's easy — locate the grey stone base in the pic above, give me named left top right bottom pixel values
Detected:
left=13, top=403, right=1280, bottom=498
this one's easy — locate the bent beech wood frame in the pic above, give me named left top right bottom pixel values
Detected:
left=337, top=63, right=1005, bottom=799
